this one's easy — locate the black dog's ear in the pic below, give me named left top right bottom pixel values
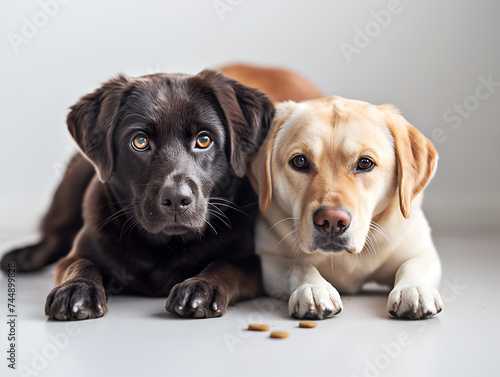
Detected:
left=197, top=70, right=275, bottom=177
left=67, top=74, right=131, bottom=182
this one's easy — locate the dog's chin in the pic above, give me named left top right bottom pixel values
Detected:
left=138, top=214, right=206, bottom=237
left=308, top=235, right=357, bottom=254
left=141, top=222, right=203, bottom=237
left=161, top=225, right=196, bottom=236
left=315, top=245, right=358, bottom=254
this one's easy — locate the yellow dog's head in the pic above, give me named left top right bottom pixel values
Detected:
left=250, top=96, right=438, bottom=254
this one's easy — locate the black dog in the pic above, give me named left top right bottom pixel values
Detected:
left=0, top=70, right=274, bottom=320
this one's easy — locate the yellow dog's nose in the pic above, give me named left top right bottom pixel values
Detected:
left=313, top=208, right=351, bottom=235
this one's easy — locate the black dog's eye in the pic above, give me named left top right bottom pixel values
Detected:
left=195, top=134, right=212, bottom=149
left=290, top=155, right=309, bottom=171
left=356, top=157, right=375, bottom=171
left=132, top=134, right=149, bottom=151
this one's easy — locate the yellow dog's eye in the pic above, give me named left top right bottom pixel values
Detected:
left=196, top=134, right=212, bottom=149
left=357, top=157, right=375, bottom=171
left=132, top=134, right=149, bottom=151
left=291, top=155, right=308, bottom=170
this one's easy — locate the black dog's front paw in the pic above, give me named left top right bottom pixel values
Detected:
left=165, top=278, right=229, bottom=319
left=45, top=279, right=108, bottom=321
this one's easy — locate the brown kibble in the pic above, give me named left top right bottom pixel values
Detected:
left=270, top=331, right=289, bottom=339
left=299, top=321, right=317, bottom=328
left=248, top=323, right=270, bottom=332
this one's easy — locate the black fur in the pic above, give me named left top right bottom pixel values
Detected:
left=1, top=70, right=274, bottom=320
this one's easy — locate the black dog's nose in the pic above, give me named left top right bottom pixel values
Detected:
left=160, top=184, right=193, bottom=210
left=313, top=207, right=351, bottom=235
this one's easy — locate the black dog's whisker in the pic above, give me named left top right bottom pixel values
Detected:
left=209, top=200, right=249, bottom=216
left=120, top=216, right=140, bottom=240
left=93, top=199, right=133, bottom=212
left=95, top=204, right=136, bottom=234
left=209, top=197, right=243, bottom=209
left=207, top=202, right=227, bottom=216
left=208, top=203, right=232, bottom=226
left=203, top=219, right=218, bottom=235
left=207, top=209, right=232, bottom=229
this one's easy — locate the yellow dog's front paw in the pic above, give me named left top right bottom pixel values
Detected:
left=289, top=283, right=343, bottom=320
left=388, top=284, right=443, bottom=319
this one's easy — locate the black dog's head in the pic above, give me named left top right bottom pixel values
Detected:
left=67, top=70, right=274, bottom=236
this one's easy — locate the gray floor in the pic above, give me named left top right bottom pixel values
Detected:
left=1, top=232, right=499, bottom=377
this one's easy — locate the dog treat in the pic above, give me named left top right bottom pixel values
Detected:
left=270, top=331, right=289, bottom=339
left=299, top=321, right=317, bottom=328
left=248, top=323, right=270, bottom=331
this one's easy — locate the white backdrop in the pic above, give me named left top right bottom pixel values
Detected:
left=1, top=0, right=499, bottom=238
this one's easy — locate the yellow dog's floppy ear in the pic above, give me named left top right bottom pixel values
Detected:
left=248, top=101, right=296, bottom=213
left=381, top=105, right=438, bottom=219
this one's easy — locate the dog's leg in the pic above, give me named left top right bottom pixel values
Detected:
left=1, top=153, right=94, bottom=272
left=45, top=255, right=107, bottom=320
left=165, top=255, right=263, bottom=318
left=387, top=252, right=443, bottom=319
left=261, top=254, right=343, bottom=320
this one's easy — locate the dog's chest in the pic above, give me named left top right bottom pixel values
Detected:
left=303, top=251, right=388, bottom=294
left=308, top=255, right=372, bottom=294
left=98, top=240, right=205, bottom=297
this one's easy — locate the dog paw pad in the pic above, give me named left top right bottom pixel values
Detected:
left=388, top=284, right=443, bottom=320
left=289, top=283, right=342, bottom=320
left=45, top=279, right=107, bottom=321
left=166, top=278, right=229, bottom=318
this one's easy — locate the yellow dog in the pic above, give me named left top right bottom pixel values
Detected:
left=221, top=64, right=442, bottom=320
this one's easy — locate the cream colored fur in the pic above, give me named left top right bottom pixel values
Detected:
left=250, top=96, right=442, bottom=319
